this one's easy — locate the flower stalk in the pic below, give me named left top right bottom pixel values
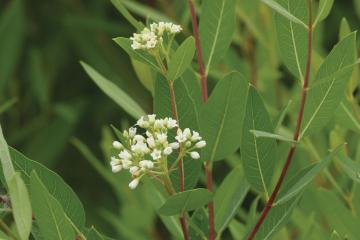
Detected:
left=246, top=1, right=313, bottom=239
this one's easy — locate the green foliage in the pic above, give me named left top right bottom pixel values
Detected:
left=159, top=188, right=213, bottom=216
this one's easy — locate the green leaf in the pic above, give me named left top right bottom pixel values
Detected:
left=0, top=98, right=17, bottom=115
left=9, top=148, right=86, bottom=229
left=274, top=100, right=293, bottom=131
left=30, top=171, right=76, bottom=240
left=276, top=144, right=344, bottom=205
left=335, top=101, right=360, bottom=133
left=8, top=173, right=32, bottom=240
left=214, top=166, right=250, bottom=234
left=81, top=61, right=146, bottom=119
left=241, top=87, right=277, bottom=196
left=250, top=196, right=300, bottom=240
left=337, top=154, right=360, bottom=184
left=199, top=0, right=236, bottom=74
left=300, top=32, right=356, bottom=138
left=262, top=0, right=307, bottom=28
left=339, top=18, right=351, bottom=40
left=201, top=72, right=249, bottom=162
left=113, top=37, right=160, bottom=72
left=0, top=0, right=24, bottom=93
left=250, top=130, right=297, bottom=143
left=154, top=72, right=202, bottom=190
left=158, top=188, right=213, bottom=216
left=86, top=227, right=114, bottom=240
left=167, top=37, right=195, bottom=81
left=131, top=58, right=154, bottom=94
left=110, top=0, right=143, bottom=31
left=314, top=0, right=334, bottom=26
left=0, top=124, right=15, bottom=182
left=274, top=0, right=308, bottom=81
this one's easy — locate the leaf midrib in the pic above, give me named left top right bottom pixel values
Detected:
left=205, top=0, right=226, bottom=74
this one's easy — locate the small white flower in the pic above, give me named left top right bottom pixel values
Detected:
left=190, top=152, right=200, bottom=159
left=170, top=24, right=182, bottom=34
left=151, top=149, right=162, bottom=160
left=195, top=140, right=206, bottom=148
left=119, top=150, right=132, bottom=160
left=166, top=118, right=177, bottom=129
left=112, top=141, right=123, bottom=149
left=130, top=166, right=139, bottom=175
left=110, top=157, right=121, bottom=166
left=139, top=160, right=154, bottom=169
left=191, top=131, right=202, bottom=141
left=129, top=178, right=140, bottom=189
left=147, top=137, right=156, bottom=148
left=176, top=129, right=187, bottom=143
left=129, top=127, right=137, bottom=137
left=112, top=165, right=122, bottom=173
left=183, top=128, right=191, bottom=139
left=157, top=133, right=167, bottom=144
left=154, top=119, right=165, bottom=129
left=163, top=147, right=173, bottom=155
left=122, top=159, right=132, bottom=169
left=169, top=142, right=180, bottom=149
left=137, top=117, right=149, bottom=128
left=133, top=135, right=145, bottom=143
left=148, top=114, right=156, bottom=123
left=131, top=142, right=150, bottom=154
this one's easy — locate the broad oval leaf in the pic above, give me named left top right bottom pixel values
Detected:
left=241, top=87, right=277, bottom=196
left=158, top=188, right=213, bottom=216
left=199, top=0, right=236, bottom=74
left=81, top=61, right=146, bottom=119
left=201, top=72, right=249, bottom=162
left=275, top=144, right=344, bottom=205
left=8, top=173, right=32, bottom=240
left=300, top=32, right=356, bottom=138
left=9, top=148, right=86, bottom=229
left=154, top=71, right=202, bottom=190
left=167, top=37, right=195, bottom=81
left=275, top=0, right=308, bottom=81
left=214, top=166, right=250, bottom=234
left=30, top=171, right=76, bottom=240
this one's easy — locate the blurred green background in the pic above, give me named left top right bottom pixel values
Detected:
left=0, top=0, right=360, bottom=237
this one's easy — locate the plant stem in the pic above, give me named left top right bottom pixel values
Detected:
left=246, top=1, right=313, bottom=239
left=187, top=1, right=215, bottom=240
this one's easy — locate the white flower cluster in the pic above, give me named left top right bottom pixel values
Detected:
left=110, top=114, right=206, bottom=189
left=130, top=22, right=182, bottom=50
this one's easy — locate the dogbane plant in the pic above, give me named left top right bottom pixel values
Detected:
left=0, top=0, right=360, bottom=240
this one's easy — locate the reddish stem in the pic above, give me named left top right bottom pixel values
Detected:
left=187, top=1, right=215, bottom=240
left=168, top=81, right=189, bottom=240
left=247, top=1, right=313, bottom=239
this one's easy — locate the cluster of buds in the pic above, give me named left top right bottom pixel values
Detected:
left=130, top=22, right=182, bottom=50
left=110, top=114, right=206, bottom=189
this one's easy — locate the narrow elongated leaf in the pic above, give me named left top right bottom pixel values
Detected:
left=335, top=101, right=360, bottom=133
left=337, top=154, right=360, bottom=183
left=9, top=148, right=86, bottom=229
left=81, top=61, right=146, bottom=119
left=241, top=87, right=277, bottom=195
left=110, top=0, right=143, bottom=30
left=262, top=0, right=307, bottom=28
left=8, top=173, right=32, bottom=240
left=214, top=166, right=250, bottom=234
left=159, top=188, right=213, bottom=216
left=154, top=72, right=201, bottom=190
left=274, top=100, right=293, bottom=131
left=275, top=0, right=308, bottom=81
left=199, top=0, right=236, bottom=73
left=276, top=144, right=344, bottom=205
left=167, top=37, right=195, bottom=81
left=250, top=196, right=301, bottom=240
left=314, top=0, right=334, bottom=26
left=113, top=37, right=160, bottom=72
left=250, top=130, right=297, bottom=143
left=0, top=98, right=17, bottom=115
left=201, top=72, right=249, bottom=162
left=0, top=125, right=15, bottom=182
left=300, top=33, right=356, bottom=138
left=30, top=171, right=75, bottom=240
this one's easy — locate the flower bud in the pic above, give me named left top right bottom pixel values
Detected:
left=190, top=151, right=200, bottom=159
left=195, top=140, right=206, bottom=148
left=112, top=141, right=123, bottom=149
left=129, top=178, right=140, bottom=189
